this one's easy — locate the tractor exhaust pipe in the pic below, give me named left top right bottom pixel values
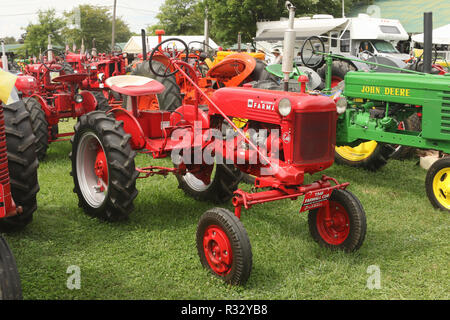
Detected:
left=141, top=29, right=147, bottom=61
left=423, top=12, right=433, bottom=74
left=282, top=1, right=296, bottom=91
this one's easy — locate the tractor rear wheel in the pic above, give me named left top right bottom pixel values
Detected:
left=425, top=157, right=450, bottom=212
left=176, top=163, right=242, bottom=203
left=308, top=189, right=366, bottom=252
left=197, top=207, right=252, bottom=285
left=24, top=97, right=49, bottom=161
left=390, top=113, right=421, bottom=160
left=0, top=101, right=40, bottom=232
left=317, top=60, right=356, bottom=88
left=91, top=91, right=112, bottom=112
left=335, top=142, right=394, bottom=171
left=0, top=236, right=22, bottom=300
left=70, top=111, right=139, bottom=221
left=132, top=61, right=182, bottom=111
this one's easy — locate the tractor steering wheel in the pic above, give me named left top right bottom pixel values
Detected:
left=359, top=50, right=379, bottom=70
left=41, top=48, right=67, bottom=72
left=188, top=41, right=216, bottom=59
left=149, top=38, right=190, bottom=77
left=300, top=36, right=326, bottom=69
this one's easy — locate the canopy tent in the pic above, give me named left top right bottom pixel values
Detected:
left=123, top=36, right=219, bottom=54
left=255, top=18, right=348, bottom=41
left=411, top=24, right=450, bottom=45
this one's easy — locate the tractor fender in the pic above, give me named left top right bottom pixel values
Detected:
left=364, top=56, right=407, bottom=73
left=31, top=94, right=53, bottom=118
left=79, top=91, right=97, bottom=114
left=108, top=108, right=146, bottom=150
left=207, top=53, right=256, bottom=87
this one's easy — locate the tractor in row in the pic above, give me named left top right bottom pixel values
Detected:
left=0, top=70, right=40, bottom=299
left=252, top=11, right=450, bottom=212
left=69, top=2, right=367, bottom=285
left=14, top=47, right=105, bottom=160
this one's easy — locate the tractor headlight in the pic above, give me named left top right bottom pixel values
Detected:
left=74, top=94, right=84, bottom=103
left=278, top=98, right=292, bottom=117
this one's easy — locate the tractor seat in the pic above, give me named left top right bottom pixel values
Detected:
left=105, top=75, right=165, bottom=97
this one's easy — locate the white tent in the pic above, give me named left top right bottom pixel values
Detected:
left=411, top=24, right=450, bottom=45
left=123, top=36, right=220, bottom=54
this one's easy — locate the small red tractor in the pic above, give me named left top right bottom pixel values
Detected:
left=70, top=3, right=367, bottom=285
left=0, top=70, right=40, bottom=299
left=64, top=42, right=129, bottom=107
left=15, top=47, right=100, bottom=160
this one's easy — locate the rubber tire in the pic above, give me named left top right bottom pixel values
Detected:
left=0, top=236, right=22, bottom=300
left=91, top=91, right=112, bottom=112
left=176, top=164, right=242, bottom=203
left=425, top=157, right=450, bottom=212
left=24, top=97, right=49, bottom=161
left=249, top=59, right=277, bottom=82
left=308, top=189, right=367, bottom=252
left=317, top=59, right=356, bottom=83
left=197, top=207, right=252, bottom=285
left=390, top=113, right=421, bottom=160
left=70, top=111, right=139, bottom=222
left=132, top=61, right=182, bottom=112
left=0, top=101, right=40, bottom=232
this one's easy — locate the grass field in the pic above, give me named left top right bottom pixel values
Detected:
left=2, top=121, right=449, bottom=300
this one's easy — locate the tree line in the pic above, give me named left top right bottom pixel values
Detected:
left=149, top=0, right=374, bottom=46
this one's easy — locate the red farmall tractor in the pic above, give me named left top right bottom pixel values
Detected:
left=15, top=48, right=99, bottom=160
left=64, top=42, right=129, bottom=107
left=70, top=2, right=367, bottom=286
left=0, top=70, right=40, bottom=299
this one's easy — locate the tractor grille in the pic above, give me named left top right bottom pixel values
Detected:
left=440, top=91, right=450, bottom=135
left=292, top=111, right=336, bottom=164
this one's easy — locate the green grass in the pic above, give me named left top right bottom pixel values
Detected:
left=3, top=120, right=449, bottom=299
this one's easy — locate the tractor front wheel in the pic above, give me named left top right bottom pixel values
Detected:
left=425, top=157, right=450, bottom=212
left=0, top=236, right=22, bottom=300
left=308, top=189, right=367, bottom=252
left=197, top=208, right=252, bottom=285
left=335, top=141, right=394, bottom=171
left=70, top=111, right=139, bottom=221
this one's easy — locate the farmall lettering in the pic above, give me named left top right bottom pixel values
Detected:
left=247, top=99, right=276, bottom=111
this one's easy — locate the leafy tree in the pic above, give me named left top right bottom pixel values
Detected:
left=62, top=5, right=132, bottom=52
left=150, top=0, right=374, bottom=45
left=23, top=9, right=66, bottom=56
left=147, top=0, right=204, bottom=36
left=1, top=37, right=17, bottom=45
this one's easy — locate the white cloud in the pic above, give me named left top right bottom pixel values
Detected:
left=0, top=0, right=165, bottom=39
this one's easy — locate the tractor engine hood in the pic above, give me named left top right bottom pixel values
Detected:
left=210, top=87, right=337, bottom=124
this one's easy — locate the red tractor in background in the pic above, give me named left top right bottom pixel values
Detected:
left=64, top=41, right=129, bottom=108
left=70, top=2, right=367, bottom=286
left=131, top=30, right=274, bottom=113
left=0, top=70, right=40, bottom=299
left=15, top=48, right=99, bottom=160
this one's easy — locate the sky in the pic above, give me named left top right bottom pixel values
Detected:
left=0, top=0, right=165, bottom=39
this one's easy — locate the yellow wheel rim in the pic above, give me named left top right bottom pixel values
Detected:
left=335, top=141, right=378, bottom=162
left=432, top=168, right=450, bottom=209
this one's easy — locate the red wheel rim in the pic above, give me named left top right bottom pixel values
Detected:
left=94, top=147, right=108, bottom=192
left=331, top=76, right=343, bottom=88
left=203, top=225, right=233, bottom=276
left=316, top=201, right=350, bottom=245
